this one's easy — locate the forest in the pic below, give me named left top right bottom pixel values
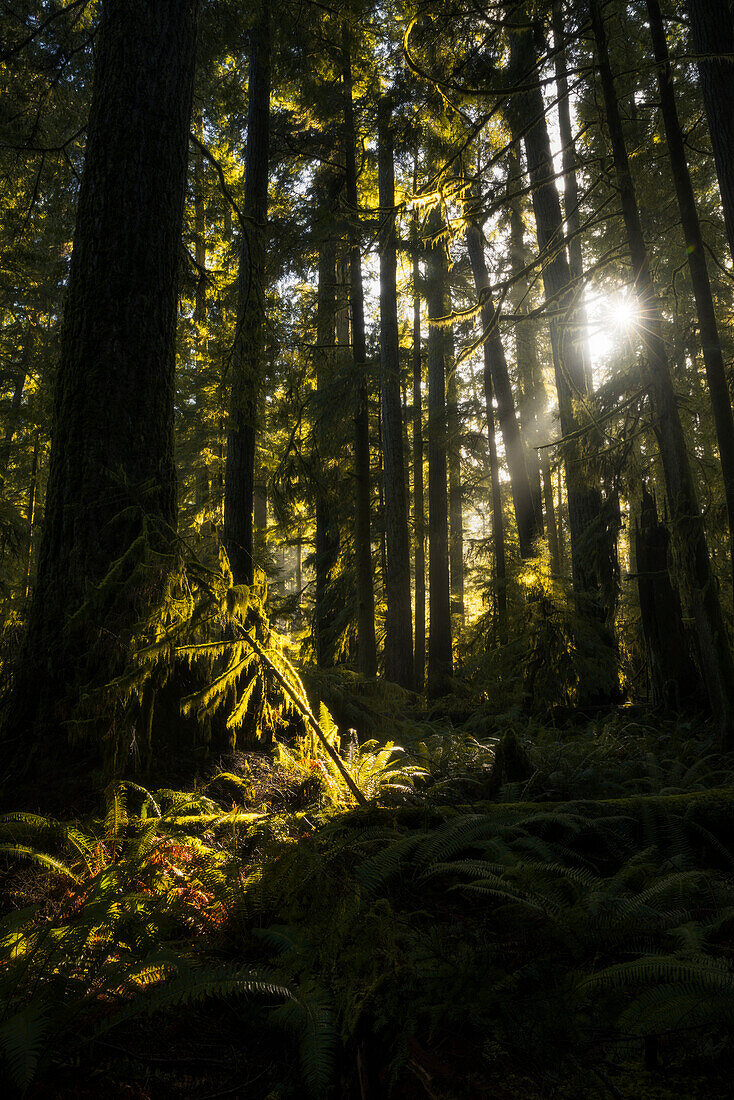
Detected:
left=2, top=0, right=734, bottom=1095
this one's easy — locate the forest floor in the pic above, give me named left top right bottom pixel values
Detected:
left=1, top=679, right=734, bottom=1098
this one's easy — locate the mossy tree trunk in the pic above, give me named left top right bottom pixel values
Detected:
left=2, top=0, right=200, bottom=773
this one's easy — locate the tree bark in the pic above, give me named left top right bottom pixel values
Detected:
left=635, top=483, right=703, bottom=710
left=3, top=0, right=200, bottom=766
left=552, top=0, right=593, bottom=394
left=0, top=322, right=31, bottom=485
left=343, top=24, right=377, bottom=678
left=378, top=97, right=413, bottom=690
left=192, top=106, right=207, bottom=326
left=465, top=217, right=541, bottom=559
left=507, top=148, right=562, bottom=574
left=591, top=0, right=734, bottom=743
left=223, top=2, right=270, bottom=586
left=647, top=0, right=734, bottom=604
left=507, top=29, right=601, bottom=600
left=445, top=316, right=465, bottom=620
left=425, top=209, right=453, bottom=695
left=313, top=175, right=341, bottom=669
left=482, top=335, right=508, bottom=646
left=686, top=0, right=734, bottom=266
left=23, top=429, right=40, bottom=602
left=412, top=202, right=426, bottom=691
left=552, top=1, right=583, bottom=286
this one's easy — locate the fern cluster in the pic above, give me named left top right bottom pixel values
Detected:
left=2, top=708, right=733, bottom=1096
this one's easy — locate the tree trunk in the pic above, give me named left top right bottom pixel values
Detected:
left=342, top=24, right=377, bottom=678
left=445, top=316, right=465, bottom=620
left=425, top=209, right=453, bottom=695
left=552, top=0, right=592, bottom=393
left=635, top=484, right=703, bottom=710
left=647, top=0, right=734, bottom=604
left=192, top=106, right=207, bottom=326
left=686, top=0, right=734, bottom=265
left=482, top=334, right=508, bottom=646
left=412, top=203, right=426, bottom=691
left=508, top=30, right=601, bottom=601
left=223, top=2, right=270, bottom=586
left=253, top=476, right=267, bottom=541
left=465, top=218, right=541, bottom=559
left=313, top=175, right=341, bottom=669
left=378, top=96, right=413, bottom=690
left=24, top=429, right=40, bottom=602
left=0, top=320, right=32, bottom=484
left=591, top=0, right=734, bottom=743
left=507, top=148, right=562, bottom=573
left=552, top=1, right=583, bottom=285
left=3, top=0, right=200, bottom=766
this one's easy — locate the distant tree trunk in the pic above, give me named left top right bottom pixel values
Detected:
left=556, top=466, right=566, bottom=574
left=191, top=115, right=211, bottom=519
left=342, top=24, right=377, bottom=678
left=24, top=429, right=40, bottom=601
left=591, top=0, right=734, bottom=742
left=482, top=335, right=508, bottom=646
left=377, top=406, right=388, bottom=597
left=378, top=97, right=413, bottom=689
left=425, top=210, right=453, bottom=695
left=686, top=0, right=734, bottom=265
left=445, top=316, right=465, bottom=620
left=506, top=148, right=562, bottom=572
left=507, top=174, right=544, bottom=532
left=647, top=0, right=734, bottom=602
left=224, top=2, right=270, bottom=586
left=0, top=321, right=31, bottom=484
left=3, top=0, right=200, bottom=765
left=552, top=1, right=592, bottom=393
left=192, top=107, right=207, bottom=326
left=508, top=28, right=602, bottom=601
left=412, top=204, right=426, bottom=691
left=635, top=484, right=703, bottom=710
left=465, top=216, right=541, bottom=559
left=313, top=176, right=341, bottom=669
left=552, top=1, right=583, bottom=286
left=542, top=453, right=561, bottom=576
left=295, top=534, right=302, bottom=604
left=253, top=475, right=267, bottom=542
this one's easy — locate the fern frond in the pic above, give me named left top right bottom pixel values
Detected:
left=0, top=845, right=77, bottom=881
left=0, top=1002, right=48, bottom=1088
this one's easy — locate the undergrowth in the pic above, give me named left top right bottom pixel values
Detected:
left=1, top=708, right=733, bottom=1097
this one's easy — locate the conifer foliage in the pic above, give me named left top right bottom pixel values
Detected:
left=2, top=0, right=734, bottom=1094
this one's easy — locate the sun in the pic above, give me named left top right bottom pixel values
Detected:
left=608, top=291, right=639, bottom=334
left=585, top=288, right=640, bottom=366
